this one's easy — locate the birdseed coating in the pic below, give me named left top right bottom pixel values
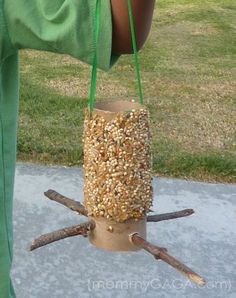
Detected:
left=83, top=105, right=153, bottom=222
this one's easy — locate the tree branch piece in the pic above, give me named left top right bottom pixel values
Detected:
left=44, top=189, right=88, bottom=216
left=30, top=221, right=95, bottom=251
left=130, top=233, right=205, bottom=286
left=147, top=209, right=194, bottom=222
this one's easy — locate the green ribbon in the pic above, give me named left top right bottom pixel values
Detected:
left=127, top=0, right=144, bottom=105
left=89, top=0, right=144, bottom=116
left=89, top=0, right=101, bottom=116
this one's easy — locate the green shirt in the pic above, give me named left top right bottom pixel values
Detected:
left=0, top=1, right=114, bottom=297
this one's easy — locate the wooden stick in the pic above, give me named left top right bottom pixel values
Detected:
left=147, top=209, right=194, bottom=222
left=30, top=221, right=95, bottom=251
left=44, top=190, right=194, bottom=224
left=44, top=189, right=88, bottom=216
left=130, top=233, right=205, bottom=286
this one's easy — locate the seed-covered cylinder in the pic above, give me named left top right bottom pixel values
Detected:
left=83, top=100, right=153, bottom=224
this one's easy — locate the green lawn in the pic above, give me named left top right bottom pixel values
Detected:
left=18, top=0, right=236, bottom=183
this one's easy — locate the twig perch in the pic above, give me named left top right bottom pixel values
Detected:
left=147, top=209, right=194, bottom=222
left=44, top=190, right=194, bottom=225
left=30, top=221, right=95, bottom=251
left=30, top=189, right=205, bottom=286
left=44, top=189, right=88, bottom=216
left=130, top=233, right=205, bottom=286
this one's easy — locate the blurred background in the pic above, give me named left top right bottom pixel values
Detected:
left=18, top=0, right=236, bottom=183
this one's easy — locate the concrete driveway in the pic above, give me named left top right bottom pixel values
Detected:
left=12, top=163, right=236, bottom=298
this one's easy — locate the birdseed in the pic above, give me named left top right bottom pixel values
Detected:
left=83, top=105, right=153, bottom=223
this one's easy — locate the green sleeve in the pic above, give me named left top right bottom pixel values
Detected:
left=4, top=0, right=117, bottom=71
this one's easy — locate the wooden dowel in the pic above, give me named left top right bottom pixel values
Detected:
left=44, top=189, right=88, bottom=216
left=30, top=221, right=95, bottom=251
left=130, top=233, right=205, bottom=286
left=147, top=209, right=194, bottom=222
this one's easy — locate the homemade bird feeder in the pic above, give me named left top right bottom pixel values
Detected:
left=30, top=0, right=206, bottom=287
left=83, top=100, right=152, bottom=251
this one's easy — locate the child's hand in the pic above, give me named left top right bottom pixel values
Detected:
left=111, top=0, right=155, bottom=54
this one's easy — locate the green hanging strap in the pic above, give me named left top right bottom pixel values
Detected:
left=89, top=0, right=101, bottom=116
left=89, top=0, right=144, bottom=116
left=127, top=0, right=144, bottom=105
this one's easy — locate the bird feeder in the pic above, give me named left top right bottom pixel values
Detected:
left=29, top=102, right=205, bottom=285
left=83, top=100, right=152, bottom=251
left=29, top=0, right=206, bottom=287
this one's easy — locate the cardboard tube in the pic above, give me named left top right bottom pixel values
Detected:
left=84, top=100, right=150, bottom=252
left=88, top=217, right=146, bottom=252
left=93, top=100, right=144, bottom=121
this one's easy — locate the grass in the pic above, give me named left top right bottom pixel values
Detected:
left=18, top=0, right=236, bottom=183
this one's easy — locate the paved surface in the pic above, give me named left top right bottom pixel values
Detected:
left=12, top=163, right=236, bottom=298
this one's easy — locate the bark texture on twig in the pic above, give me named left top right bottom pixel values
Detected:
left=30, top=221, right=95, bottom=251
left=147, top=209, right=194, bottom=222
left=130, top=233, right=205, bottom=286
left=44, top=189, right=88, bottom=216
